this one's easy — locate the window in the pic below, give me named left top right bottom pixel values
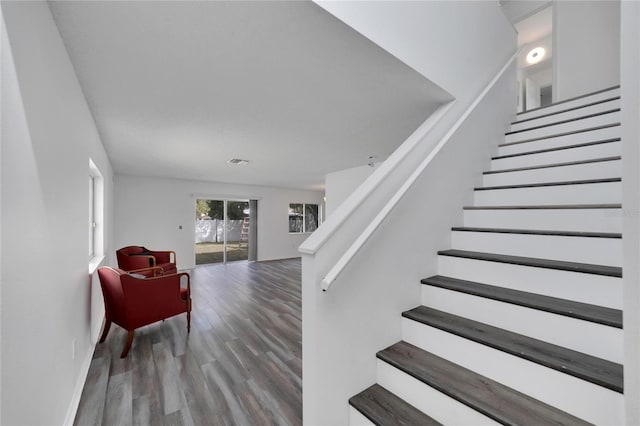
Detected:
left=289, top=203, right=319, bottom=233
left=89, top=159, right=103, bottom=264
left=89, top=175, right=96, bottom=259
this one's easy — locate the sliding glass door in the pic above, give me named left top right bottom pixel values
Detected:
left=195, top=198, right=253, bottom=265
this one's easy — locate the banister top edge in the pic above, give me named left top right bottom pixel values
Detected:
left=298, top=100, right=456, bottom=255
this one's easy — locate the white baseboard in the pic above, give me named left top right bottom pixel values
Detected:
left=63, top=343, right=96, bottom=426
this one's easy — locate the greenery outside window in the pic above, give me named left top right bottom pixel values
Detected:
left=289, top=203, right=319, bottom=233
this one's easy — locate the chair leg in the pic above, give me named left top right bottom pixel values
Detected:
left=187, top=310, right=191, bottom=334
left=99, top=320, right=111, bottom=343
left=121, top=330, right=135, bottom=358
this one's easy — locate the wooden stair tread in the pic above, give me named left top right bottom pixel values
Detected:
left=464, top=203, right=621, bottom=210
left=378, top=341, right=592, bottom=425
left=437, top=249, right=622, bottom=277
left=421, top=275, right=622, bottom=328
left=499, top=123, right=620, bottom=147
left=475, top=177, right=620, bottom=191
left=451, top=227, right=621, bottom=238
left=483, top=156, right=621, bottom=175
left=402, top=307, right=623, bottom=393
left=349, top=384, right=442, bottom=426
left=511, top=97, right=620, bottom=125
left=506, top=109, right=620, bottom=136
left=492, top=138, right=620, bottom=160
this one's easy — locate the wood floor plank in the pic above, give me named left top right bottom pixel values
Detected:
left=74, top=356, right=111, bottom=426
left=76, top=258, right=302, bottom=425
left=103, top=371, right=132, bottom=426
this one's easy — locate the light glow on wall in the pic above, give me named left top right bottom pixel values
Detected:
left=526, top=47, right=546, bottom=64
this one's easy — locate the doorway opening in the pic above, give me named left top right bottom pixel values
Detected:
left=195, top=199, right=254, bottom=265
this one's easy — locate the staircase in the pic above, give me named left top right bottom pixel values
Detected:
left=348, top=86, right=623, bottom=425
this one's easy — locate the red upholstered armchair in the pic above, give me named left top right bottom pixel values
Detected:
left=116, top=246, right=177, bottom=276
left=97, top=266, right=192, bottom=358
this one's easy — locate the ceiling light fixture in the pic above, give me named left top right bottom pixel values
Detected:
left=227, top=158, right=250, bottom=165
left=526, top=47, right=546, bottom=65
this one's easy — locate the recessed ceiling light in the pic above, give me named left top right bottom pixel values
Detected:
left=227, top=158, right=250, bottom=165
left=526, top=47, right=546, bottom=65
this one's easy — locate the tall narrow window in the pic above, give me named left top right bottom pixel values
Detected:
left=89, top=158, right=104, bottom=264
left=89, top=175, right=96, bottom=259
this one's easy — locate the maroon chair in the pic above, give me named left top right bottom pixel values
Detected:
left=97, top=266, right=191, bottom=358
left=116, top=246, right=177, bottom=276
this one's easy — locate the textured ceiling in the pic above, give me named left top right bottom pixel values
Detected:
left=49, top=1, right=450, bottom=190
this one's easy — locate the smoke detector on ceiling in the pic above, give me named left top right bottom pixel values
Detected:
left=227, top=158, right=250, bottom=165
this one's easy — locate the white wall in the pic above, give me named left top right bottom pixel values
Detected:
left=302, top=64, right=515, bottom=425
left=1, top=2, right=114, bottom=425
left=325, top=164, right=377, bottom=217
left=316, top=1, right=514, bottom=105
left=114, top=175, right=324, bottom=269
left=622, top=0, right=640, bottom=423
left=553, top=0, right=620, bottom=101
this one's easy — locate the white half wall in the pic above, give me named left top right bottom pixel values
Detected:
left=325, top=164, right=377, bottom=217
left=622, top=0, right=640, bottom=423
left=1, top=2, right=114, bottom=425
left=553, top=0, right=620, bottom=101
left=302, top=63, right=516, bottom=426
left=114, top=175, right=324, bottom=269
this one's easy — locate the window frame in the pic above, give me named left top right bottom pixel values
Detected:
left=288, top=202, right=320, bottom=234
left=89, top=158, right=104, bottom=269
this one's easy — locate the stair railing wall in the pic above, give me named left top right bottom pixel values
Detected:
left=621, top=0, right=640, bottom=423
left=301, top=54, right=517, bottom=425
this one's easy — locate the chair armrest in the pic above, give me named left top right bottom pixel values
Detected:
left=150, top=250, right=176, bottom=264
left=128, top=266, right=164, bottom=277
left=121, top=255, right=156, bottom=270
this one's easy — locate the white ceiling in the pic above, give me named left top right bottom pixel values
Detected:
left=48, top=1, right=450, bottom=191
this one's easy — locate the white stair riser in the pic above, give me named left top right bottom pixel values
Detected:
left=420, top=286, right=623, bottom=362
left=451, top=231, right=622, bottom=266
left=463, top=208, right=622, bottom=233
left=402, top=320, right=624, bottom=425
left=510, top=99, right=620, bottom=132
left=498, top=125, right=620, bottom=157
left=376, top=360, right=500, bottom=426
left=349, top=407, right=375, bottom=426
left=437, top=256, right=622, bottom=309
left=491, top=142, right=621, bottom=170
left=505, top=111, right=620, bottom=144
left=474, top=182, right=621, bottom=206
left=483, top=159, right=621, bottom=186
left=517, top=88, right=620, bottom=121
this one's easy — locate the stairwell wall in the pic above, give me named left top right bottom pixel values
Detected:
left=303, top=4, right=515, bottom=424
left=302, top=64, right=515, bottom=425
left=552, top=0, right=620, bottom=101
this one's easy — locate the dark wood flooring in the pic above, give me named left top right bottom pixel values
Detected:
left=74, top=258, right=302, bottom=426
